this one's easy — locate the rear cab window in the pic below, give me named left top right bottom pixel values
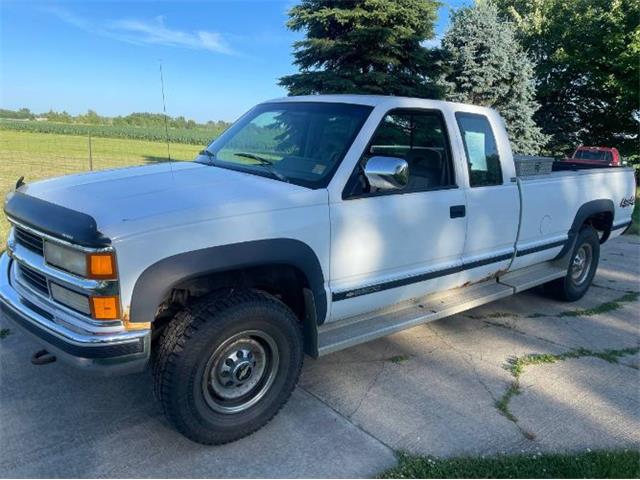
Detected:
left=455, top=112, right=503, bottom=187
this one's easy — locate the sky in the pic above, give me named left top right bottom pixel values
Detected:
left=0, top=0, right=469, bottom=123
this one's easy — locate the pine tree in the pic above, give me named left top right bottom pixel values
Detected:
left=439, top=0, right=546, bottom=154
left=279, top=0, right=442, bottom=98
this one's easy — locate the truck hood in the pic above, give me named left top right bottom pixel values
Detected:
left=19, top=162, right=327, bottom=240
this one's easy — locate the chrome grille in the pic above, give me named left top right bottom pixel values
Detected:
left=14, top=227, right=44, bottom=255
left=18, top=263, right=49, bottom=295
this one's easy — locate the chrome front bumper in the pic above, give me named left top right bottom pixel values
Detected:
left=0, top=253, right=150, bottom=375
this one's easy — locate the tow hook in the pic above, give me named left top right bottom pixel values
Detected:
left=31, top=349, right=56, bottom=365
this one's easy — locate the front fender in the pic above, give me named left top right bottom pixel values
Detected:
left=128, top=238, right=327, bottom=325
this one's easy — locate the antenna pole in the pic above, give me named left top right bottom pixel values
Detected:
left=159, top=62, right=171, bottom=162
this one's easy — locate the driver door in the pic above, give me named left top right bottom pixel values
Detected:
left=329, top=109, right=467, bottom=321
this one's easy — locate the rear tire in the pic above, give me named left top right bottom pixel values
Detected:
left=153, top=289, right=303, bottom=445
left=544, top=225, right=600, bottom=302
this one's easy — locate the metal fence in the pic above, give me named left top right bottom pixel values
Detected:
left=2, top=130, right=201, bottom=174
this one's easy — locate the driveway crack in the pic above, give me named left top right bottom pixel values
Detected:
left=426, top=324, right=498, bottom=403
left=298, top=386, right=396, bottom=453
left=347, top=361, right=386, bottom=419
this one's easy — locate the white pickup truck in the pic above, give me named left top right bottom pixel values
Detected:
left=1, top=95, right=635, bottom=444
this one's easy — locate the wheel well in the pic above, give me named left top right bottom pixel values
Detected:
left=554, top=200, right=614, bottom=261
left=154, top=264, right=311, bottom=328
left=583, top=210, right=613, bottom=243
left=584, top=211, right=613, bottom=231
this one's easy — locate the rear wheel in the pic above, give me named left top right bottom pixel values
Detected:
left=544, top=225, right=600, bottom=301
left=153, top=289, right=303, bottom=445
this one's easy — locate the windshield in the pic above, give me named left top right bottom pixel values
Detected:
left=197, top=102, right=373, bottom=188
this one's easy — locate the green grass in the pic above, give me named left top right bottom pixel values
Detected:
left=494, top=382, right=521, bottom=423
left=496, top=346, right=639, bottom=425
left=379, top=450, right=640, bottom=478
left=0, top=129, right=203, bottom=245
left=467, top=311, right=515, bottom=320
left=505, top=347, right=639, bottom=377
left=469, top=292, right=638, bottom=324
left=386, top=354, right=411, bottom=364
left=626, top=187, right=639, bottom=235
left=557, top=292, right=639, bottom=317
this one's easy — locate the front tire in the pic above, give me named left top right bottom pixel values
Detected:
left=153, top=290, right=303, bottom=445
left=544, top=225, right=600, bottom=302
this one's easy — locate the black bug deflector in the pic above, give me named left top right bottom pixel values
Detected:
left=4, top=191, right=110, bottom=248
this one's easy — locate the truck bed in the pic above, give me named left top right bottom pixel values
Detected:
left=511, top=166, right=635, bottom=271
left=519, top=165, right=634, bottom=182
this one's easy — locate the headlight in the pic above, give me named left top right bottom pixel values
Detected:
left=44, top=242, right=116, bottom=279
left=44, top=241, right=87, bottom=276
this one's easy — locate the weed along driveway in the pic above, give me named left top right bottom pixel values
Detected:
left=1, top=234, right=638, bottom=477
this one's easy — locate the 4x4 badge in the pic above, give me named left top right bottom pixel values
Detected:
left=620, top=196, right=635, bottom=208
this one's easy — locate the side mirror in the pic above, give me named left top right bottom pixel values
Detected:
left=364, top=156, right=409, bottom=191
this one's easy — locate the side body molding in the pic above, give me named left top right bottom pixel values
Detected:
left=129, top=238, right=327, bottom=326
left=555, top=199, right=614, bottom=259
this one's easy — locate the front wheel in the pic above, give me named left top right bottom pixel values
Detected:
left=153, top=290, right=303, bottom=445
left=544, top=225, right=600, bottom=302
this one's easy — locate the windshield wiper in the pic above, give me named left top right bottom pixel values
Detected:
left=233, top=151, right=274, bottom=165
left=233, top=152, right=289, bottom=183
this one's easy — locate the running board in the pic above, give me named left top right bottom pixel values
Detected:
left=318, top=280, right=512, bottom=356
left=318, top=260, right=568, bottom=356
left=498, top=261, right=566, bottom=292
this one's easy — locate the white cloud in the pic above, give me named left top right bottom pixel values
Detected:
left=46, top=7, right=93, bottom=31
left=109, top=16, right=234, bottom=54
left=46, top=8, right=234, bottom=55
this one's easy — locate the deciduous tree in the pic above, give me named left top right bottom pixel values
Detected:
left=495, top=0, right=639, bottom=158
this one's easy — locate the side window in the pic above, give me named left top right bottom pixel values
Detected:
left=357, top=110, right=455, bottom=194
left=455, top=113, right=503, bottom=187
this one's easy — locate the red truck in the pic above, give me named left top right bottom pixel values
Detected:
left=563, top=146, right=621, bottom=167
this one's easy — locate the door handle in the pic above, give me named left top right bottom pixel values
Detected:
left=450, top=205, right=466, bottom=219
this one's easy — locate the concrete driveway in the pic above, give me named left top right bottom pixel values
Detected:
left=1, top=235, right=638, bottom=478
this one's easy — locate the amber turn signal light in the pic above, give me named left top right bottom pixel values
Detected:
left=90, top=296, right=120, bottom=320
left=87, top=252, right=116, bottom=279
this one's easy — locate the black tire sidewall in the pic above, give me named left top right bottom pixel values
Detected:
left=164, top=293, right=303, bottom=443
left=563, top=227, right=600, bottom=301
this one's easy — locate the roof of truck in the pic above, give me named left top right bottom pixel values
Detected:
left=264, top=94, right=499, bottom=118
left=266, top=94, right=424, bottom=105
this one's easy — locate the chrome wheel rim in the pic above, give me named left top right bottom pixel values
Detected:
left=202, top=330, right=279, bottom=414
left=571, top=243, right=593, bottom=285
